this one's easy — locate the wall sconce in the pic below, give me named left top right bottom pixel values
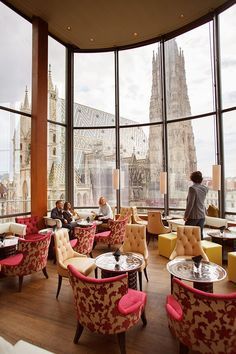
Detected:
left=113, top=169, right=120, bottom=190
left=212, top=164, right=221, bottom=191
left=160, top=171, right=167, bottom=194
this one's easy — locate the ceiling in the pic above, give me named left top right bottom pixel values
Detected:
left=5, top=0, right=231, bottom=50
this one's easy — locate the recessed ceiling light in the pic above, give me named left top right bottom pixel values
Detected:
left=66, top=26, right=71, bottom=31
left=90, top=38, right=95, bottom=42
left=133, top=32, right=138, bottom=37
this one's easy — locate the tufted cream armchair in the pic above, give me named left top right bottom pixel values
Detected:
left=147, top=211, right=171, bottom=244
left=117, top=207, right=132, bottom=223
left=131, top=207, right=148, bottom=226
left=120, top=224, right=148, bottom=291
left=54, top=228, right=96, bottom=298
left=169, top=225, right=209, bottom=261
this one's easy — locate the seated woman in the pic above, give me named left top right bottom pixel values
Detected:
left=63, top=201, right=79, bottom=222
left=97, top=196, right=113, bottom=221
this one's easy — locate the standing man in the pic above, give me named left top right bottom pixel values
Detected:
left=184, top=171, right=208, bottom=239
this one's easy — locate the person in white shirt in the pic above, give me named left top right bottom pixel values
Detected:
left=97, top=196, right=113, bottom=221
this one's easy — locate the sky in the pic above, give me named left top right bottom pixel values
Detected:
left=0, top=2, right=236, bottom=177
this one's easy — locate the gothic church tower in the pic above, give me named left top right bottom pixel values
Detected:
left=148, top=39, right=197, bottom=205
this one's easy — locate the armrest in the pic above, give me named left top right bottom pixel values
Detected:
left=9, top=223, right=26, bottom=236
left=44, top=217, right=62, bottom=228
left=166, top=294, right=183, bottom=321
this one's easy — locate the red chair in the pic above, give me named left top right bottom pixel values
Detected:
left=0, top=234, right=51, bottom=291
left=67, top=264, right=147, bottom=354
left=94, top=217, right=129, bottom=248
left=71, top=224, right=96, bottom=257
left=166, top=277, right=236, bottom=354
left=15, top=216, right=42, bottom=240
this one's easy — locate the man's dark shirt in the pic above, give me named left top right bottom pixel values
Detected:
left=51, top=207, right=64, bottom=223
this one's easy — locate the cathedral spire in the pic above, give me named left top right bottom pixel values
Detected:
left=22, top=86, right=30, bottom=111
left=48, top=64, right=54, bottom=91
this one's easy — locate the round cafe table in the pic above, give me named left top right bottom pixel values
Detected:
left=76, top=220, right=102, bottom=228
left=95, top=252, right=143, bottom=289
left=0, top=236, right=19, bottom=259
left=167, top=258, right=226, bottom=293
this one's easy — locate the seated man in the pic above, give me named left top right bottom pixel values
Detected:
left=51, top=200, right=76, bottom=239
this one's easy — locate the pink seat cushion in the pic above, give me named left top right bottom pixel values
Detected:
left=118, top=289, right=147, bottom=315
left=94, top=231, right=111, bottom=240
left=0, top=253, right=24, bottom=266
left=70, top=239, right=78, bottom=248
left=166, top=294, right=183, bottom=321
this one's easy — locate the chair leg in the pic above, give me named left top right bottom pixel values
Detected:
left=143, top=267, right=149, bottom=282
left=73, top=321, right=84, bottom=344
left=18, top=275, right=23, bottom=292
left=141, top=310, right=147, bottom=326
left=42, top=267, right=49, bottom=279
left=92, top=241, right=97, bottom=250
left=117, top=332, right=126, bottom=354
left=56, top=275, right=62, bottom=299
left=89, top=251, right=93, bottom=258
left=179, top=342, right=189, bottom=354
left=95, top=267, right=98, bottom=279
left=138, top=271, right=142, bottom=291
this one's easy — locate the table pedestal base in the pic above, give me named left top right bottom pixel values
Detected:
left=101, top=269, right=138, bottom=290
left=193, top=281, right=213, bottom=293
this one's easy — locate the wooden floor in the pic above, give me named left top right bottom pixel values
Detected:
left=0, top=242, right=235, bottom=354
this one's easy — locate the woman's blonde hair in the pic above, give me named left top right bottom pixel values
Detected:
left=98, top=196, right=106, bottom=205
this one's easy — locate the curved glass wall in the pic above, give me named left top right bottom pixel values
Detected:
left=1, top=2, right=236, bottom=218
left=72, top=3, right=236, bottom=216
left=0, top=2, right=32, bottom=217
left=47, top=37, right=66, bottom=210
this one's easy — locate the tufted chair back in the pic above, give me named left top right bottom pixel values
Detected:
left=120, top=224, right=149, bottom=290
left=131, top=207, right=147, bottom=226
left=73, top=224, right=96, bottom=255
left=147, top=211, right=170, bottom=235
left=166, top=278, right=236, bottom=354
left=67, top=264, right=147, bottom=353
left=53, top=228, right=96, bottom=299
left=117, top=207, right=132, bottom=223
left=54, top=228, right=74, bottom=265
left=169, top=226, right=208, bottom=261
left=1, top=233, right=51, bottom=291
left=15, top=216, right=41, bottom=239
left=120, top=224, right=148, bottom=263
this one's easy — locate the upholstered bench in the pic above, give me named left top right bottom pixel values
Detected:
left=158, top=233, right=177, bottom=258
left=228, top=252, right=236, bottom=283
left=201, top=240, right=222, bottom=266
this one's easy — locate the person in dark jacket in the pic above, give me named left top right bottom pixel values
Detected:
left=184, top=171, right=208, bottom=239
left=51, top=200, right=76, bottom=239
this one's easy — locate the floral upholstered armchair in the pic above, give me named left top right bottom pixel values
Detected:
left=15, top=216, right=43, bottom=240
left=94, top=217, right=129, bottom=248
left=0, top=234, right=51, bottom=291
left=68, top=265, right=147, bottom=354
left=166, top=277, right=236, bottom=354
left=71, top=224, right=96, bottom=256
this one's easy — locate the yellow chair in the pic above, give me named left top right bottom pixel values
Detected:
left=54, top=228, right=96, bottom=298
left=201, top=240, right=222, bottom=266
left=131, top=207, right=148, bottom=226
left=158, top=233, right=177, bottom=258
left=228, top=252, right=236, bottom=283
left=169, top=226, right=209, bottom=261
left=147, top=211, right=171, bottom=244
left=120, top=224, right=148, bottom=290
